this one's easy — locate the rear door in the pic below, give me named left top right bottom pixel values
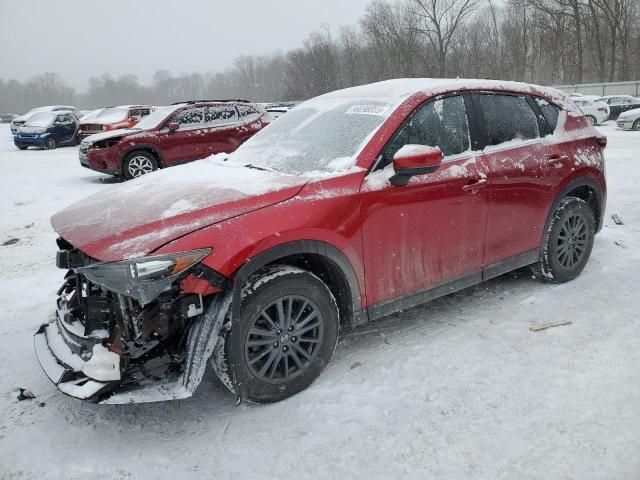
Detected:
left=160, top=107, right=205, bottom=165
left=359, top=94, right=489, bottom=308
left=473, top=92, right=567, bottom=269
left=201, top=105, right=243, bottom=156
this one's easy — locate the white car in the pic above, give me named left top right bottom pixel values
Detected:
left=616, top=108, right=640, bottom=130
left=572, top=98, right=609, bottom=125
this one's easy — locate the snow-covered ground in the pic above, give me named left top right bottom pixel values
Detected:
left=0, top=123, right=639, bottom=480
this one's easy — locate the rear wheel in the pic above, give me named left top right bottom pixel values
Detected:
left=585, top=115, right=597, bottom=126
left=45, top=137, right=57, bottom=149
left=226, top=265, right=339, bottom=403
left=633, top=119, right=640, bottom=131
left=123, top=151, right=158, bottom=180
left=532, top=197, right=595, bottom=283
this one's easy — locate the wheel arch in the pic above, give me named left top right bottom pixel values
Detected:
left=231, top=240, right=367, bottom=329
left=541, top=176, right=605, bottom=256
left=122, top=144, right=165, bottom=171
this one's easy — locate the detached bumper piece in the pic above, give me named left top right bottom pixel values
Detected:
left=34, top=320, right=115, bottom=401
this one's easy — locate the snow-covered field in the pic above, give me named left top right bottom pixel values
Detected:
left=0, top=123, right=639, bottom=480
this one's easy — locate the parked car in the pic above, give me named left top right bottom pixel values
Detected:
left=0, top=114, right=17, bottom=124
left=79, top=108, right=104, bottom=121
left=616, top=108, right=640, bottom=130
left=572, top=98, right=609, bottom=125
left=13, top=111, right=79, bottom=150
left=594, top=95, right=640, bottom=120
left=79, top=100, right=269, bottom=179
left=36, top=79, right=606, bottom=404
left=78, top=105, right=154, bottom=140
left=11, top=105, right=79, bottom=134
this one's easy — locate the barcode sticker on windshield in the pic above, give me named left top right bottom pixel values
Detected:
left=346, top=105, right=389, bottom=116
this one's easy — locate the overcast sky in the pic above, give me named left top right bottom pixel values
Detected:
left=0, top=0, right=374, bottom=91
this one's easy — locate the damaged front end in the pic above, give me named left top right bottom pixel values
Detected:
left=34, top=239, right=233, bottom=404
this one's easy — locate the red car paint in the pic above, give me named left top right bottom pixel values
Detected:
left=78, top=101, right=269, bottom=177
left=56, top=80, right=606, bottom=317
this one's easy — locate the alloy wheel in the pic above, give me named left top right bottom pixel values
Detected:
left=127, top=155, right=154, bottom=177
left=46, top=137, right=56, bottom=149
left=556, top=213, right=588, bottom=268
left=245, top=295, right=324, bottom=384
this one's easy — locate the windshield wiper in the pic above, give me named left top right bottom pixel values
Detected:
left=243, top=163, right=280, bottom=173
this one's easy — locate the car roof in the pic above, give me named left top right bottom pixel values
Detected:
left=171, top=99, right=250, bottom=106
left=316, top=78, right=564, bottom=102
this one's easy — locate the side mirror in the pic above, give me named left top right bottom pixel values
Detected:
left=167, top=123, right=179, bottom=132
left=390, top=144, right=443, bottom=186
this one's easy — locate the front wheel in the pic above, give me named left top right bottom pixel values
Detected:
left=45, top=136, right=57, bottom=149
left=532, top=197, right=595, bottom=283
left=17, top=145, right=27, bottom=150
left=633, top=119, right=640, bottom=131
left=226, top=265, right=339, bottom=403
left=123, top=151, right=158, bottom=180
left=585, top=115, right=597, bottom=126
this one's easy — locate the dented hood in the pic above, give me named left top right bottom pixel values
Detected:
left=52, top=159, right=307, bottom=261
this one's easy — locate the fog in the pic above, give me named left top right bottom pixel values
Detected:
left=0, top=0, right=372, bottom=90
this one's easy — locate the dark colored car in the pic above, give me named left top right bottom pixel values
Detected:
left=78, top=105, right=154, bottom=140
left=11, top=105, right=79, bottom=134
left=36, top=79, right=606, bottom=405
left=79, top=100, right=269, bottom=179
left=14, top=111, right=79, bottom=149
left=595, top=95, right=640, bottom=120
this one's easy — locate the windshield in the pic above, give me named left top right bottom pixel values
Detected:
left=95, top=107, right=128, bottom=123
left=226, top=98, right=395, bottom=175
left=24, top=112, right=54, bottom=127
left=133, top=105, right=181, bottom=130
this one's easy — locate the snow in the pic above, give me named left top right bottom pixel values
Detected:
left=1, top=123, right=640, bottom=478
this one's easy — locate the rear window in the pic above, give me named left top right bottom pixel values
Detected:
left=477, top=94, right=539, bottom=146
left=534, top=98, right=561, bottom=131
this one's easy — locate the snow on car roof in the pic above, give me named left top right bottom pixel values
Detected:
left=317, top=78, right=565, bottom=102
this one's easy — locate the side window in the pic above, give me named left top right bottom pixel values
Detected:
left=237, top=105, right=260, bottom=122
left=56, top=114, right=71, bottom=124
left=171, top=107, right=204, bottom=130
left=534, top=97, right=561, bottom=132
left=203, top=106, right=239, bottom=127
left=477, top=94, right=539, bottom=146
left=381, top=95, right=470, bottom=163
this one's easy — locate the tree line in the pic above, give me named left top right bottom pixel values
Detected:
left=1, top=0, right=638, bottom=113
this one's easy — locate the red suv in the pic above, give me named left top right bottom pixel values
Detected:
left=36, top=79, right=606, bottom=404
left=79, top=100, right=269, bottom=179
left=78, top=105, right=154, bottom=140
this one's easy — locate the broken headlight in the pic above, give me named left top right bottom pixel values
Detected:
left=77, top=249, right=211, bottom=305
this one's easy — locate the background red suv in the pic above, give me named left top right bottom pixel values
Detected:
left=79, top=100, right=269, bottom=179
left=38, top=79, right=606, bottom=405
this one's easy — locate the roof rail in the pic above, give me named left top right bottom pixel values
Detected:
left=171, top=99, right=251, bottom=105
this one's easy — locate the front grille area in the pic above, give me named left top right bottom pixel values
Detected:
left=82, top=124, right=105, bottom=132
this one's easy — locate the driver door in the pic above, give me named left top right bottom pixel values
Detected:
left=359, top=94, right=489, bottom=311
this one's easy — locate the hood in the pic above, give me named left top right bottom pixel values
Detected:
left=82, top=128, right=134, bottom=144
left=51, top=158, right=308, bottom=261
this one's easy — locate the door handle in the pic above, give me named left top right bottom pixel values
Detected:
left=547, top=154, right=569, bottom=165
left=462, top=178, right=488, bottom=192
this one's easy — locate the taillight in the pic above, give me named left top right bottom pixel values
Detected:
left=597, top=107, right=607, bottom=113
left=596, top=136, right=607, bottom=148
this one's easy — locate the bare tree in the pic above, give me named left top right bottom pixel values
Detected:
left=410, top=0, right=482, bottom=76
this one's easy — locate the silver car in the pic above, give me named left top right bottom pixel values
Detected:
left=616, top=108, right=640, bottom=131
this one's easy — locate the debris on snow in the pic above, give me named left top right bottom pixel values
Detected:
left=530, top=321, right=573, bottom=332
left=16, top=388, right=36, bottom=401
left=614, top=240, right=628, bottom=249
left=2, top=238, right=19, bottom=246
left=611, top=213, right=624, bottom=225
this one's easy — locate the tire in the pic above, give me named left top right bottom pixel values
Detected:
left=532, top=197, right=595, bottom=283
left=226, top=265, right=339, bottom=403
left=45, top=136, right=57, bottom=149
left=17, top=146, right=27, bottom=150
left=633, top=119, right=640, bottom=131
left=585, top=115, right=596, bottom=126
left=123, top=151, right=158, bottom=180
